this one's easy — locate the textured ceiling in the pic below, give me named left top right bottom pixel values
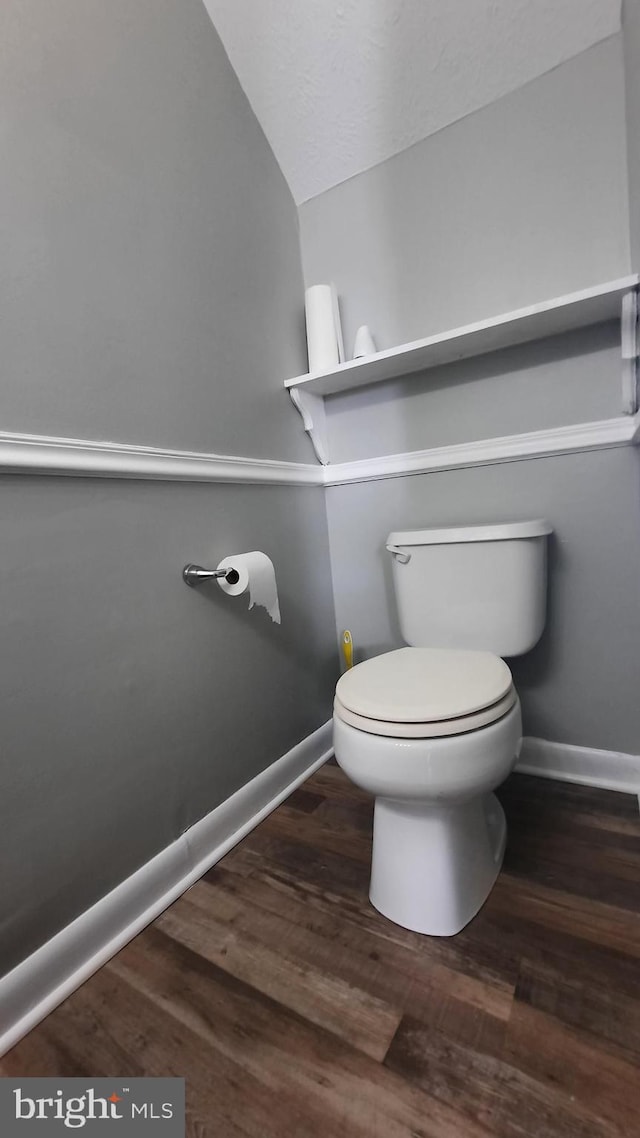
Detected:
left=202, top=0, right=621, bottom=204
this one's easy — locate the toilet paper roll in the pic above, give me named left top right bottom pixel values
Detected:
left=216, top=552, right=281, bottom=624
left=304, top=283, right=344, bottom=373
left=331, top=282, right=345, bottom=364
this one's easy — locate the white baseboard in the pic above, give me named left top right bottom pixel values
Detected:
left=0, top=721, right=333, bottom=1058
left=3, top=725, right=635, bottom=1057
left=517, top=736, right=640, bottom=795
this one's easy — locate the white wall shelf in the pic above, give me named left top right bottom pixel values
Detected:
left=287, top=276, right=639, bottom=397
left=286, top=276, right=639, bottom=464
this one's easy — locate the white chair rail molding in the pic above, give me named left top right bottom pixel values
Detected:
left=0, top=414, right=638, bottom=488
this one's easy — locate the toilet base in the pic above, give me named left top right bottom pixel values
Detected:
left=369, top=792, right=506, bottom=936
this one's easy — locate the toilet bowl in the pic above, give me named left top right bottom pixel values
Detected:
left=332, top=520, right=551, bottom=938
left=333, top=646, right=522, bottom=935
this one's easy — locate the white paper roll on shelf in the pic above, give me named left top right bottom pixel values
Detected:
left=216, top=552, right=281, bottom=624
left=331, top=282, right=345, bottom=364
left=305, top=283, right=344, bottom=373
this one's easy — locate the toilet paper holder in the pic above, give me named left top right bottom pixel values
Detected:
left=182, top=563, right=240, bottom=587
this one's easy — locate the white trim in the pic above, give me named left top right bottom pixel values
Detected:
left=0, top=430, right=323, bottom=486
left=289, top=388, right=330, bottom=466
left=0, top=722, right=334, bottom=1058
left=517, top=736, right=640, bottom=795
left=621, top=289, right=639, bottom=415
left=286, top=275, right=640, bottom=397
left=0, top=414, right=638, bottom=488
left=1, top=724, right=637, bottom=1056
left=323, top=415, right=640, bottom=485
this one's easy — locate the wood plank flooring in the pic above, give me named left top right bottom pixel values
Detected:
left=3, top=763, right=640, bottom=1137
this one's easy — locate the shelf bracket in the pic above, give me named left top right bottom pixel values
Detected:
left=621, top=289, right=639, bottom=415
left=289, top=388, right=329, bottom=466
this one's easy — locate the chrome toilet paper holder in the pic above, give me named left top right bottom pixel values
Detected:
left=182, top=564, right=240, bottom=587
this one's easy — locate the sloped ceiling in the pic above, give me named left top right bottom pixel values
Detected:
left=203, top=0, right=621, bottom=204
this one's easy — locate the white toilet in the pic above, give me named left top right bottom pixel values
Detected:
left=333, top=520, right=551, bottom=937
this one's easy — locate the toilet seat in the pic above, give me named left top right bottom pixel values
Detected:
left=334, top=687, right=517, bottom=737
left=336, top=646, right=513, bottom=716
left=334, top=646, right=515, bottom=739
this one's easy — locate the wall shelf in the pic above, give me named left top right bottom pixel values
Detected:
left=286, top=276, right=638, bottom=397
left=285, top=275, right=639, bottom=464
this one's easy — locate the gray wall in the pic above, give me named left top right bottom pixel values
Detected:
left=623, top=0, right=640, bottom=267
left=324, top=322, right=621, bottom=464
left=299, top=37, right=631, bottom=357
left=0, top=0, right=336, bottom=978
left=0, top=478, right=335, bottom=975
left=0, top=0, right=312, bottom=462
left=326, top=446, right=640, bottom=755
left=307, top=34, right=639, bottom=759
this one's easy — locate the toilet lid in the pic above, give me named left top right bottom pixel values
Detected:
left=333, top=686, right=517, bottom=738
left=335, top=647, right=513, bottom=722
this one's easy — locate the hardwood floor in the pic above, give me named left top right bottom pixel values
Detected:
left=3, top=764, right=640, bottom=1137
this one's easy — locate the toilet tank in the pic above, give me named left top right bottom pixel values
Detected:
left=386, top=520, right=552, bottom=657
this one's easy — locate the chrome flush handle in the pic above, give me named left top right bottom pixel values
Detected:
left=386, top=544, right=411, bottom=565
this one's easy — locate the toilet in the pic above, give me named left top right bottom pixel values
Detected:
left=333, top=519, right=552, bottom=937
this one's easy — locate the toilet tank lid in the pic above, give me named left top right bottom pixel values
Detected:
left=387, top=519, right=552, bottom=547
